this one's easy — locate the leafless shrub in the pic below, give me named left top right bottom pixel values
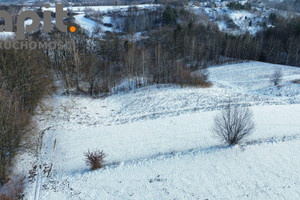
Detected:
left=271, top=68, right=282, bottom=86
left=292, top=79, right=300, bottom=84
left=191, top=70, right=212, bottom=87
left=84, top=150, right=107, bottom=170
left=175, top=62, right=212, bottom=87
left=212, top=103, right=255, bottom=145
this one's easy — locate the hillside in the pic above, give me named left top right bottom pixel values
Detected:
left=18, top=62, right=300, bottom=199
left=1, top=2, right=300, bottom=199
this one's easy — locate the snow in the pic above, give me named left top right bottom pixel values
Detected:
left=38, top=139, right=300, bottom=199
left=24, top=19, right=45, bottom=28
left=102, top=16, right=111, bottom=24
left=42, top=4, right=160, bottom=13
left=0, top=32, right=15, bottom=40
left=35, top=103, right=300, bottom=172
left=70, top=4, right=160, bottom=13
left=20, top=61, right=300, bottom=199
left=188, top=2, right=268, bottom=35
left=209, top=62, right=300, bottom=101
left=230, top=10, right=254, bottom=20
left=73, top=14, right=115, bottom=35
left=217, top=21, right=228, bottom=31
left=73, top=14, right=97, bottom=33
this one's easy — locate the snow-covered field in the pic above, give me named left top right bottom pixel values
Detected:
left=23, top=62, right=300, bottom=199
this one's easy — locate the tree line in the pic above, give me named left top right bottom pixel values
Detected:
left=28, top=5, right=300, bottom=96
left=0, top=47, right=55, bottom=184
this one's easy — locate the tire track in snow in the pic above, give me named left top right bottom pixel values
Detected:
left=33, top=127, right=52, bottom=200
left=96, top=101, right=286, bottom=127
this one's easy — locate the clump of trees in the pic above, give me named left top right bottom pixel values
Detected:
left=227, top=2, right=252, bottom=10
left=39, top=12, right=214, bottom=96
left=257, top=15, right=300, bottom=66
left=0, top=90, right=29, bottom=184
left=162, top=5, right=177, bottom=25
left=264, top=0, right=300, bottom=13
left=269, top=13, right=278, bottom=25
left=0, top=47, right=55, bottom=184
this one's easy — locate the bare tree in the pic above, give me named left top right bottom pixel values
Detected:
left=0, top=90, right=29, bottom=184
left=212, top=103, right=255, bottom=145
left=271, top=68, right=282, bottom=87
left=0, top=47, right=54, bottom=184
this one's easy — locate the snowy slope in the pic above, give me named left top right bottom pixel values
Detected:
left=22, top=62, right=300, bottom=200
left=73, top=14, right=98, bottom=33
left=38, top=138, right=300, bottom=200
left=209, top=62, right=300, bottom=100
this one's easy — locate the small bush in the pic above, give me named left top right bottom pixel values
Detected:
left=84, top=150, right=107, bottom=170
left=271, top=68, right=282, bottom=86
left=175, top=62, right=211, bottom=87
left=292, top=79, right=300, bottom=84
left=190, top=71, right=212, bottom=88
left=212, top=103, right=255, bottom=145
